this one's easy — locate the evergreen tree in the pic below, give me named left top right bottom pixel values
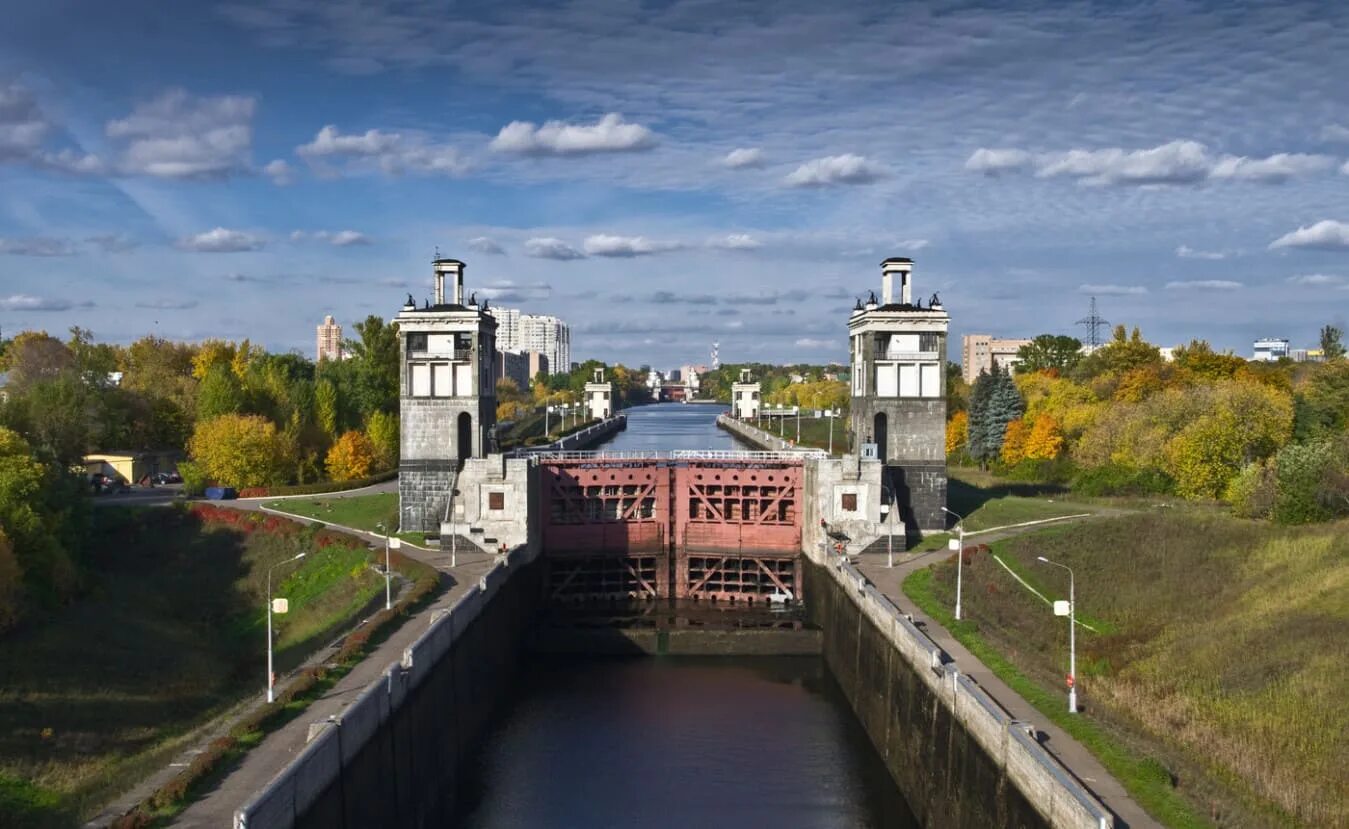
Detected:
left=966, top=366, right=996, bottom=467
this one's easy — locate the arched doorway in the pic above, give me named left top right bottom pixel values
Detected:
left=873, top=412, right=888, bottom=462
left=457, top=412, right=472, bottom=460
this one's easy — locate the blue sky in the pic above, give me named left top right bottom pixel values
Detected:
left=1, top=0, right=1347, bottom=369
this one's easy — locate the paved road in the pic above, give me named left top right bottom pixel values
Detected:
left=851, top=515, right=1160, bottom=829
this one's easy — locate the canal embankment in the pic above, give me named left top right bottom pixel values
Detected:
left=230, top=549, right=542, bottom=828
left=803, top=551, right=1114, bottom=829
left=716, top=412, right=803, bottom=451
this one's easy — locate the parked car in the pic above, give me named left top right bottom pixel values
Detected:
left=151, top=471, right=182, bottom=485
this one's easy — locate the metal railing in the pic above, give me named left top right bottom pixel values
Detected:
left=528, top=448, right=823, bottom=463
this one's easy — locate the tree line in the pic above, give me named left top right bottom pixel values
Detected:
left=949, top=326, right=1349, bottom=523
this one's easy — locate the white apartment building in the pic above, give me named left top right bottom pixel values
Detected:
left=487, top=308, right=570, bottom=375
left=316, top=314, right=343, bottom=362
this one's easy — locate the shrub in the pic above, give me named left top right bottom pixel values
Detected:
left=1072, top=463, right=1173, bottom=497
left=1272, top=440, right=1338, bottom=524
left=325, top=430, right=378, bottom=481
left=1225, top=461, right=1275, bottom=519
left=177, top=460, right=208, bottom=496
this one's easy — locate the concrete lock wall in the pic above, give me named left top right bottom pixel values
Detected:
left=716, top=412, right=798, bottom=451
left=234, top=549, right=544, bottom=829
left=802, top=554, right=1112, bottom=829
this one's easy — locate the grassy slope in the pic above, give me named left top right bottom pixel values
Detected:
left=0, top=507, right=383, bottom=826
left=906, top=510, right=1349, bottom=828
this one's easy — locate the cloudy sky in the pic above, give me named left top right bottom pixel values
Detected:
left=1, top=0, right=1347, bottom=368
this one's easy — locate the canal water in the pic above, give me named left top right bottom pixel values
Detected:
left=456, top=403, right=918, bottom=827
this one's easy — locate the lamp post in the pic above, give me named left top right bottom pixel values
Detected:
left=941, top=507, right=965, bottom=621
left=266, top=552, right=306, bottom=703
left=375, top=523, right=392, bottom=610
left=777, top=406, right=784, bottom=437
left=795, top=406, right=801, bottom=443
left=827, top=408, right=836, bottom=455
left=880, top=499, right=893, bottom=568
left=1037, top=556, right=1078, bottom=714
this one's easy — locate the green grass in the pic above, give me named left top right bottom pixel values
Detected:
left=904, top=510, right=1349, bottom=828
left=754, top=413, right=852, bottom=454
left=0, top=507, right=386, bottom=826
left=948, top=466, right=1093, bottom=532
left=264, top=493, right=427, bottom=546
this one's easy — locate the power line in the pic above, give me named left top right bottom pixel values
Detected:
left=1075, top=297, right=1110, bottom=347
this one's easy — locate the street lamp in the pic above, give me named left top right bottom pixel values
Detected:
left=1036, top=556, right=1078, bottom=714
left=375, top=523, right=392, bottom=611
left=941, top=506, right=965, bottom=621
left=795, top=406, right=801, bottom=443
left=880, top=498, right=894, bottom=568
left=266, top=552, right=306, bottom=703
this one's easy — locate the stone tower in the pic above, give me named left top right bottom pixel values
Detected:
left=731, top=368, right=760, bottom=419
left=584, top=367, right=612, bottom=420
left=398, top=258, right=498, bottom=532
left=848, top=257, right=948, bottom=535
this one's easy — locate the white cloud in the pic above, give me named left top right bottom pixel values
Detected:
left=328, top=230, right=370, bottom=247
left=1286, top=274, right=1344, bottom=286
left=975, top=141, right=1335, bottom=187
left=468, top=237, right=506, bottom=255
left=1175, top=245, right=1226, bottom=260
left=478, top=279, right=551, bottom=302
left=795, top=338, right=834, bottom=348
left=524, top=237, right=584, bottom=260
left=177, top=227, right=264, bottom=253
left=1078, top=283, right=1147, bottom=295
left=784, top=154, right=888, bottom=187
left=1269, top=220, right=1349, bottom=251
left=264, top=158, right=294, bottom=185
left=897, top=238, right=930, bottom=251
left=583, top=234, right=682, bottom=257
left=710, top=233, right=761, bottom=250
left=1208, top=153, right=1334, bottom=183
left=1342, top=160, right=1349, bottom=176
left=0, top=293, right=88, bottom=311
left=107, top=89, right=255, bottom=179
left=723, top=147, right=764, bottom=168
left=0, top=82, right=102, bottom=174
left=965, top=148, right=1033, bottom=175
left=490, top=113, right=656, bottom=156
left=0, top=236, right=75, bottom=256
left=297, top=125, right=468, bottom=176
left=1037, top=140, right=1211, bottom=186
left=1165, top=280, right=1243, bottom=291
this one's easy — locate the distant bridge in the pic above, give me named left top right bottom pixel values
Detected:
left=536, top=451, right=815, bottom=603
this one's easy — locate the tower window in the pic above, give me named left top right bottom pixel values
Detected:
left=919, top=333, right=939, bottom=352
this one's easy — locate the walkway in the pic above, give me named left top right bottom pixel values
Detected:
left=85, top=488, right=500, bottom=828
left=851, top=516, right=1160, bottom=829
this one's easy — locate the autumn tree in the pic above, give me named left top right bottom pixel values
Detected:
left=1024, top=415, right=1065, bottom=460
left=365, top=411, right=399, bottom=471
left=1172, top=339, right=1245, bottom=380
left=326, top=430, right=378, bottom=481
left=1319, top=325, right=1345, bottom=361
left=196, top=363, right=245, bottom=421
left=315, top=378, right=340, bottom=440
left=1000, top=418, right=1029, bottom=465
left=1015, top=335, right=1082, bottom=374
left=188, top=414, right=290, bottom=489
left=945, top=410, right=968, bottom=457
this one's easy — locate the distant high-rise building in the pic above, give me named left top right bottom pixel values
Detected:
left=486, top=307, right=569, bottom=376
left=961, top=334, right=1031, bottom=384
left=524, top=351, right=550, bottom=382
left=520, top=314, right=571, bottom=376
left=316, top=315, right=343, bottom=362
left=487, top=307, right=522, bottom=351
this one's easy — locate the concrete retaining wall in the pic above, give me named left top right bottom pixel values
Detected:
left=549, top=413, right=626, bottom=451
left=716, top=412, right=797, bottom=451
left=804, top=553, right=1111, bottom=829
left=234, top=547, right=544, bottom=829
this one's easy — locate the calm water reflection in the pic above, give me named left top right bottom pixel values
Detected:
left=595, top=402, right=747, bottom=452
left=456, top=657, right=918, bottom=829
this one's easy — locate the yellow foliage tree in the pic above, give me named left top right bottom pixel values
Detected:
left=945, top=411, right=968, bottom=457
left=1000, top=418, right=1029, bottom=465
left=364, top=411, right=399, bottom=471
left=326, top=430, right=378, bottom=481
left=188, top=414, right=290, bottom=488
left=1023, top=415, right=1065, bottom=460
left=191, top=339, right=236, bottom=380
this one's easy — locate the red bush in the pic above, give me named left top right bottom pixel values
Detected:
left=237, top=487, right=270, bottom=498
